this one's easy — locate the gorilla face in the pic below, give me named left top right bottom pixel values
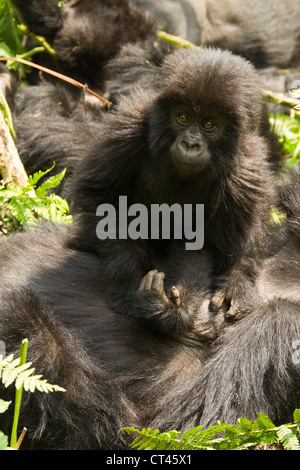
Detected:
left=169, top=104, right=226, bottom=177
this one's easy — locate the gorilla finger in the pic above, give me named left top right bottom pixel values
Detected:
left=225, top=303, right=249, bottom=321
left=151, top=272, right=165, bottom=292
left=137, top=269, right=158, bottom=292
left=210, top=291, right=225, bottom=312
left=170, top=286, right=181, bottom=307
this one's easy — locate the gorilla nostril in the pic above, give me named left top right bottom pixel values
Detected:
left=181, top=140, right=189, bottom=151
left=190, top=142, right=200, bottom=151
left=181, top=139, right=200, bottom=152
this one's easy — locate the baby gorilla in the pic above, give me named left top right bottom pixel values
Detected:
left=68, top=47, right=277, bottom=326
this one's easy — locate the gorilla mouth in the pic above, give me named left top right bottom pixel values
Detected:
left=172, top=158, right=208, bottom=174
left=180, top=160, right=203, bottom=167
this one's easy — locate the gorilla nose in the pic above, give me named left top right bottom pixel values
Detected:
left=181, top=139, right=201, bottom=153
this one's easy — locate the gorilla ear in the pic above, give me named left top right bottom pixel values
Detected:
left=117, top=88, right=157, bottom=122
left=146, top=98, right=176, bottom=150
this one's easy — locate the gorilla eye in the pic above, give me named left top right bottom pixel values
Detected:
left=177, top=113, right=190, bottom=124
left=202, top=120, right=216, bottom=130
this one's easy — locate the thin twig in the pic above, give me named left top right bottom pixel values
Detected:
left=17, top=46, right=45, bottom=61
left=156, top=31, right=201, bottom=50
left=17, top=23, right=56, bottom=56
left=15, top=427, right=27, bottom=450
left=0, top=57, right=112, bottom=108
left=262, top=89, right=300, bottom=110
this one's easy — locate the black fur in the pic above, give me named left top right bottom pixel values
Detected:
left=6, top=0, right=293, bottom=187
left=12, top=0, right=153, bottom=88
left=152, top=296, right=300, bottom=431
left=9, top=0, right=300, bottom=125
left=0, top=44, right=282, bottom=194
left=0, top=179, right=299, bottom=448
left=12, top=0, right=300, bottom=87
left=0, top=223, right=216, bottom=449
left=0, top=286, right=138, bottom=450
left=151, top=181, right=300, bottom=430
left=67, top=48, right=277, bottom=320
left=11, top=81, right=104, bottom=193
left=0, top=48, right=300, bottom=449
left=131, top=0, right=300, bottom=68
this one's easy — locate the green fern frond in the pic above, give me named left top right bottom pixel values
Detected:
left=293, top=409, right=300, bottom=426
left=0, top=165, right=72, bottom=233
left=122, top=411, right=300, bottom=450
left=27, top=163, right=56, bottom=188
left=6, top=198, right=35, bottom=226
left=0, top=353, right=66, bottom=394
left=122, top=427, right=216, bottom=450
left=276, top=425, right=300, bottom=450
left=122, top=427, right=183, bottom=450
left=255, top=413, right=275, bottom=430
left=35, top=168, right=67, bottom=197
left=175, top=426, right=204, bottom=449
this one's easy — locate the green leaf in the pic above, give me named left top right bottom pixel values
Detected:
left=35, top=168, right=67, bottom=197
left=27, top=163, right=56, bottom=187
left=276, top=425, right=300, bottom=450
left=0, top=399, right=11, bottom=414
left=0, top=164, right=72, bottom=230
left=0, top=431, right=8, bottom=450
left=8, top=198, right=37, bottom=227
left=0, top=41, right=15, bottom=57
left=293, top=409, right=300, bottom=426
left=0, top=346, right=66, bottom=394
left=0, top=0, right=23, bottom=53
left=255, top=413, right=275, bottom=430
left=236, top=417, right=255, bottom=433
left=0, top=87, right=16, bottom=137
left=178, top=426, right=203, bottom=449
left=122, top=409, right=300, bottom=451
left=269, top=113, right=300, bottom=165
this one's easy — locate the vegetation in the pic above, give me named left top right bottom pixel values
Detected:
left=122, top=410, right=300, bottom=450
left=269, top=112, right=300, bottom=166
left=0, top=339, right=65, bottom=450
left=0, top=165, right=72, bottom=235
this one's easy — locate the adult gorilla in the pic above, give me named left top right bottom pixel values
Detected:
left=11, top=0, right=300, bottom=89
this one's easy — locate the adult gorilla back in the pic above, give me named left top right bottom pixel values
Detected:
left=11, top=0, right=300, bottom=87
left=0, top=224, right=213, bottom=449
left=0, top=213, right=299, bottom=448
left=132, top=0, right=300, bottom=67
